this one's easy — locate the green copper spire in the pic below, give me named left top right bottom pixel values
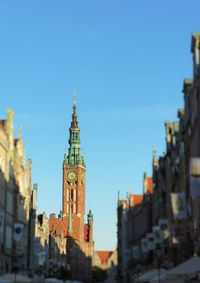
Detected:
left=66, top=92, right=85, bottom=166
left=68, top=205, right=73, bottom=233
left=87, top=209, right=93, bottom=222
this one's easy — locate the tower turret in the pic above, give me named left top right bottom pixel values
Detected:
left=65, top=93, right=85, bottom=166
left=152, top=145, right=158, bottom=170
left=62, top=93, right=86, bottom=217
left=87, top=209, right=93, bottom=223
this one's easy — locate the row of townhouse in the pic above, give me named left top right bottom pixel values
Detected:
left=34, top=211, right=93, bottom=280
left=0, top=108, right=37, bottom=275
left=117, top=175, right=153, bottom=283
left=34, top=211, right=69, bottom=277
left=117, top=32, right=200, bottom=283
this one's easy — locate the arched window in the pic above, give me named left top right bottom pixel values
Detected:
left=66, top=190, right=69, bottom=201
left=74, top=189, right=77, bottom=201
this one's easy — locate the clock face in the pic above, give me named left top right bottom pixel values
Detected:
left=67, top=171, right=77, bottom=182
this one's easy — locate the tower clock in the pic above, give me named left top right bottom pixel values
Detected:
left=62, top=98, right=86, bottom=218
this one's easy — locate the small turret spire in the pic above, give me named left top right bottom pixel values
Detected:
left=71, top=90, right=78, bottom=129
left=87, top=209, right=93, bottom=222
left=68, top=205, right=73, bottom=233
left=73, top=89, right=77, bottom=107
left=118, top=191, right=121, bottom=206
left=152, top=145, right=158, bottom=169
left=67, top=91, right=85, bottom=166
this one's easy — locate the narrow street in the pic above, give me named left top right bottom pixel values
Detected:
left=1, top=1, right=200, bottom=283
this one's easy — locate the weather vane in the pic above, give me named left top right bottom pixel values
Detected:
left=72, top=89, right=77, bottom=105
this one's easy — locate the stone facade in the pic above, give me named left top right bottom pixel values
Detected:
left=0, top=109, right=37, bottom=275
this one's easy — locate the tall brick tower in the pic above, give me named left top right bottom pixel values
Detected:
left=62, top=95, right=86, bottom=220
left=49, top=95, right=94, bottom=281
left=62, top=94, right=88, bottom=244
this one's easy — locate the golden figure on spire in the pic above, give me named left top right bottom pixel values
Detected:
left=72, top=89, right=77, bottom=106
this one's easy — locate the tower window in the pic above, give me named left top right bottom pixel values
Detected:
left=71, top=189, right=73, bottom=200
left=74, top=189, right=77, bottom=201
left=66, top=190, right=69, bottom=201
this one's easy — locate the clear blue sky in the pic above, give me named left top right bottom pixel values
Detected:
left=0, top=0, right=199, bottom=250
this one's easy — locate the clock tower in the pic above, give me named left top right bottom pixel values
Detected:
left=49, top=95, right=93, bottom=281
left=62, top=96, right=87, bottom=238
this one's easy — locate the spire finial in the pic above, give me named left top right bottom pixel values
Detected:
left=152, top=144, right=158, bottom=168
left=118, top=190, right=120, bottom=200
left=153, top=144, right=157, bottom=158
left=72, top=89, right=77, bottom=107
left=70, top=89, right=79, bottom=129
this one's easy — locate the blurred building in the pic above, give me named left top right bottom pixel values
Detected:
left=0, top=109, right=37, bottom=275
left=189, top=33, right=200, bottom=254
left=117, top=196, right=128, bottom=283
left=93, top=250, right=117, bottom=270
left=117, top=32, right=200, bottom=282
left=35, top=211, right=49, bottom=273
left=93, top=250, right=117, bottom=282
left=117, top=175, right=153, bottom=283
left=49, top=98, right=94, bottom=282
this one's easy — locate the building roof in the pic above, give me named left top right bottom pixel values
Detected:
left=129, top=193, right=143, bottom=206
left=146, top=177, right=153, bottom=194
left=49, top=215, right=92, bottom=244
left=133, top=194, right=143, bottom=206
left=96, top=251, right=113, bottom=264
left=49, top=215, right=68, bottom=236
left=58, top=219, right=68, bottom=234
